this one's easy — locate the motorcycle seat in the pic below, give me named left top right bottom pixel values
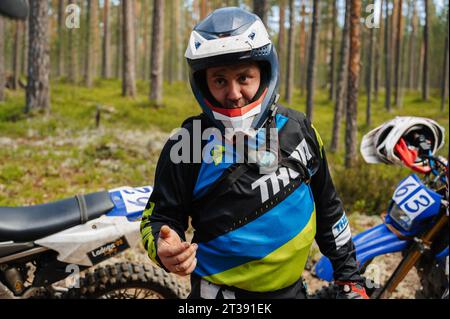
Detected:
left=0, top=191, right=115, bottom=242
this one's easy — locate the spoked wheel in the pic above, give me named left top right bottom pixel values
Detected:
left=64, top=262, right=189, bottom=299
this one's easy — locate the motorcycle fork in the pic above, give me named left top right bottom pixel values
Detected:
left=372, top=212, right=448, bottom=299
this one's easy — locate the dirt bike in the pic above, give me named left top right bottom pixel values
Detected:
left=0, top=185, right=188, bottom=299
left=312, top=120, right=449, bottom=299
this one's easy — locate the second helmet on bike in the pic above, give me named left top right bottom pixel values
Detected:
left=360, top=116, right=445, bottom=165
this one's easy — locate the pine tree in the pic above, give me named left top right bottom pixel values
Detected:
left=278, top=0, right=286, bottom=92
left=150, top=0, right=164, bottom=106
left=102, top=0, right=112, bottom=78
left=384, top=0, right=392, bottom=111
left=0, top=17, right=5, bottom=102
left=12, top=21, right=21, bottom=90
left=328, top=0, right=337, bottom=101
left=306, top=0, right=320, bottom=121
left=57, top=0, right=65, bottom=78
left=122, top=0, right=137, bottom=97
left=284, top=0, right=295, bottom=104
left=345, top=0, right=362, bottom=168
left=422, top=0, right=429, bottom=101
left=253, top=0, right=269, bottom=26
left=394, top=0, right=403, bottom=106
left=330, top=0, right=350, bottom=153
left=441, top=2, right=449, bottom=111
left=26, top=0, right=51, bottom=114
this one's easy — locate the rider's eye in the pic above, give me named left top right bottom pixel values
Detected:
left=215, top=78, right=226, bottom=86
left=239, top=76, right=248, bottom=83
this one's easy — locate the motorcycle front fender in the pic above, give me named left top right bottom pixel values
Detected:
left=314, top=223, right=410, bottom=282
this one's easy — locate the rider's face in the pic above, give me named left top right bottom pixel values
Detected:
left=206, top=62, right=261, bottom=109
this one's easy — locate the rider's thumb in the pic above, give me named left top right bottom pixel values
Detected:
left=159, top=225, right=182, bottom=245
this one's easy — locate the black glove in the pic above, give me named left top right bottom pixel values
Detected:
left=335, top=281, right=369, bottom=299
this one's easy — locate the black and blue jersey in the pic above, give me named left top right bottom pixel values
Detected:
left=140, top=105, right=362, bottom=293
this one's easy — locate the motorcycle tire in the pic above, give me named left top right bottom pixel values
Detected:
left=63, top=262, right=190, bottom=299
left=415, top=257, right=448, bottom=299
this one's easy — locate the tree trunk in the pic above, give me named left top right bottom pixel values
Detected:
left=441, top=3, right=449, bottom=111
left=253, top=0, right=269, bottom=26
left=0, top=17, right=5, bottom=102
left=384, top=0, right=392, bottom=111
left=150, top=0, right=164, bottom=106
left=345, top=0, right=361, bottom=168
left=142, top=0, right=151, bottom=81
left=116, top=2, right=122, bottom=79
left=417, top=35, right=424, bottom=91
left=391, top=0, right=398, bottom=60
left=330, top=0, right=350, bottom=153
left=85, top=0, right=99, bottom=87
left=175, top=0, right=182, bottom=81
left=102, top=0, right=112, bottom=78
left=122, top=0, right=137, bottom=97
left=284, top=0, right=295, bottom=105
left=12, top=21, right=21, bottom=90
left=408, top=0, right=417, bottom=90
left=394, top=0, right=403, bottom=106
left=67, top=0, right=78, bottom=83
left=278, top=0, right=285, bottom=92
left=374, top=0, right=383, bottom=104
left=306, top=0, right=319, bottom=122
left=366, top=26, right=374, bottom=127
left=21, top=16, right=28, bottom=78
left=134, top=1, right=139, bottom=73
left=168, top=0, right=175, bottom=85
left=299, top=4, right=307, bottom=97
left=57, top=0, right=65, bottom=78
left=26, top=0, right=51, bottom=114
left=422, top=0, right=429, bottom=101
left=328, top=0, right=337, bottom=101
left=200, top=0, right=207, bottom=20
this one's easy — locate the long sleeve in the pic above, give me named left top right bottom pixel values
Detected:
left=307, top=122, right=362, bottom=282
left=140, top=128, right=200, bottom=269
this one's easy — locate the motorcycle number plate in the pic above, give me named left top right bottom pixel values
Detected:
left=107, top=185, right=153, bottom=220
left=399, top=188, right=435, bottom=218
left=119, top=186, right=152, bottom=213
left=392, top=174, right=442, bottom=222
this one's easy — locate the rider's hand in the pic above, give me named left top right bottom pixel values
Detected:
left=335, top=281, right=369, bottom=299
left=157, top=225, right=198, bottom=276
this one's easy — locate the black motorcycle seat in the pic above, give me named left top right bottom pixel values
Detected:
left=0, top=191, right=115, bottom=242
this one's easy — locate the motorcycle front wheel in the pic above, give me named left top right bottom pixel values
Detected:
left=63, top=262, right=189, bottom=299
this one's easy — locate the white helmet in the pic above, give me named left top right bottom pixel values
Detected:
left=360, top=116, right=445, bottom=165
left=185, top=7, right=279, bottom=136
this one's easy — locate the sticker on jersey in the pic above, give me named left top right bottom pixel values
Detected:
left=88, top=236, right=130, bottom=264
left=332, top=214, right=351, bottom=249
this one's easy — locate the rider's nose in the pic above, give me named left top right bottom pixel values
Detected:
left=226, top=81, right=243, bottom=105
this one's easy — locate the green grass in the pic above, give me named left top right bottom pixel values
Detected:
left=0, top=79, right=448, bottom=214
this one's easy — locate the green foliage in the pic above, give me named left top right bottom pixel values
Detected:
left=0, top=163, right=24, bottom=183
left=332, top=159, right=409, bottom=215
